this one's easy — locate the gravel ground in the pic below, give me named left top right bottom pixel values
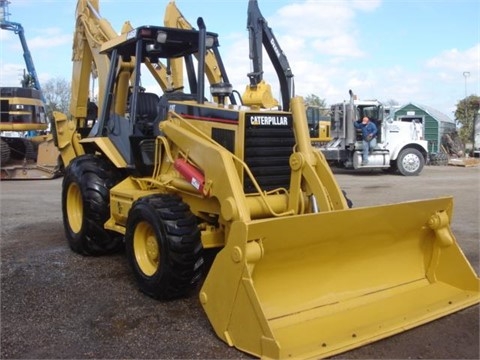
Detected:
left=1, top=165, right=479, bottom=359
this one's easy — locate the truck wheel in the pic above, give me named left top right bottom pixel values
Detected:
left=396, top=148, right=424, bottom=176
left=125, top=194, right=203, bottom=300
left=62, top=154, right=123, bottom=255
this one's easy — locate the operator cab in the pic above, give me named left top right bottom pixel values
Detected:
left=355, top=102, right=384, bottom=143
left=88, top=23, right=223, bottom=174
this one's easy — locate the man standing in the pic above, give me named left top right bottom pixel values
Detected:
left=354, top=116, right=378, bottom=165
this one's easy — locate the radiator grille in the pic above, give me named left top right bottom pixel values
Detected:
left=243, top=116, right=295, bottom=193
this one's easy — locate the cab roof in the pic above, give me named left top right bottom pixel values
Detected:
left=100, top=25, right=219, bottom=59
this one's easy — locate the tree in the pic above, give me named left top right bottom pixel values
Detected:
left=304, top=94, right=327, bottom=108
left=454, top=95, right=480, bottom=147
left=42, top=77, right=71, bottom=120
left=384, top=99, right=399, bottom=107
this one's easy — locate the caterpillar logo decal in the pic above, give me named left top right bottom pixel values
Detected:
left=247, top=113, right=292, bottom=128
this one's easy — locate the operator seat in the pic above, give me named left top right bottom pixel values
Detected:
left=134, top=92, right=160, bottom=136
left=132, top=91, right=200, bottom=176
left=129, top=92, right=159, bottom=176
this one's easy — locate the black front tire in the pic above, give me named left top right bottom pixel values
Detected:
left=125, top=194, right=203, bottom=300
left=396, top=148, right=424, bottom=176
left=62, top=154, right=123, bottom=255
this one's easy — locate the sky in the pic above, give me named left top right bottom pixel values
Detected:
left=0, top=0, right=479, bottom=119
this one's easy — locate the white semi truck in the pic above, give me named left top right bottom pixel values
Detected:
left=318, top=90, right=429, bottom=176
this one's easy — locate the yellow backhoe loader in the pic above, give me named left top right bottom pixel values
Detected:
left=53, top=0, right=479, bottom=358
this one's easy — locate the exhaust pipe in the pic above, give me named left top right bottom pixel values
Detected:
left=196, top=17, right=206, bottom=105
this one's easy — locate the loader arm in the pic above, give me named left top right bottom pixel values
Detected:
left=161, top=97, right=347, bottom=222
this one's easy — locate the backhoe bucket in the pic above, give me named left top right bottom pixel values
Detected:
left=200, top=197, right=480, bottom=359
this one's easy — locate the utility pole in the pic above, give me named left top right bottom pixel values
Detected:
left=463, top=72, right=473, bottom=155
left=474, top=107, right=480, bottom=157
left=463, top=71, right=470, bottom=98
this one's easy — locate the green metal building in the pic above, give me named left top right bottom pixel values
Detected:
left=393, top=103, right=456, bottom=153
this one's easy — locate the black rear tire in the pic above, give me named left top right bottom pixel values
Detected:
left=125, top=194, right=203, bottom=300
left=62, top=154, right=124, bottom=255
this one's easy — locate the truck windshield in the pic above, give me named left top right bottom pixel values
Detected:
left=357, top=105, right=381, bottom=121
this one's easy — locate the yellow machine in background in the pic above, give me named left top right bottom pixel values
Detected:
left=0, top=87, right=61, bottom=179
left=53, top=0, right=479, bottom=359
left=0, top=0, right=61, bottom=179
left=306, top=105, right=331, bottom=145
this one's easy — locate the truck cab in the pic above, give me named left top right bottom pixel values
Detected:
left=320, top=92, right=428, bottom=176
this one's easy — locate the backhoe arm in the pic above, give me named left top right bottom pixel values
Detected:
left=245, top=0, right=294, bottom=110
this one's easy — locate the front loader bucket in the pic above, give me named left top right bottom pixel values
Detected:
left=200, top=197, right=480, bottom=359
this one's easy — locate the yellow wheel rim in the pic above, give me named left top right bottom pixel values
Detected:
left=133, top=221, right=160, bottom=276
left=66, top=182, right=83, bottom=234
